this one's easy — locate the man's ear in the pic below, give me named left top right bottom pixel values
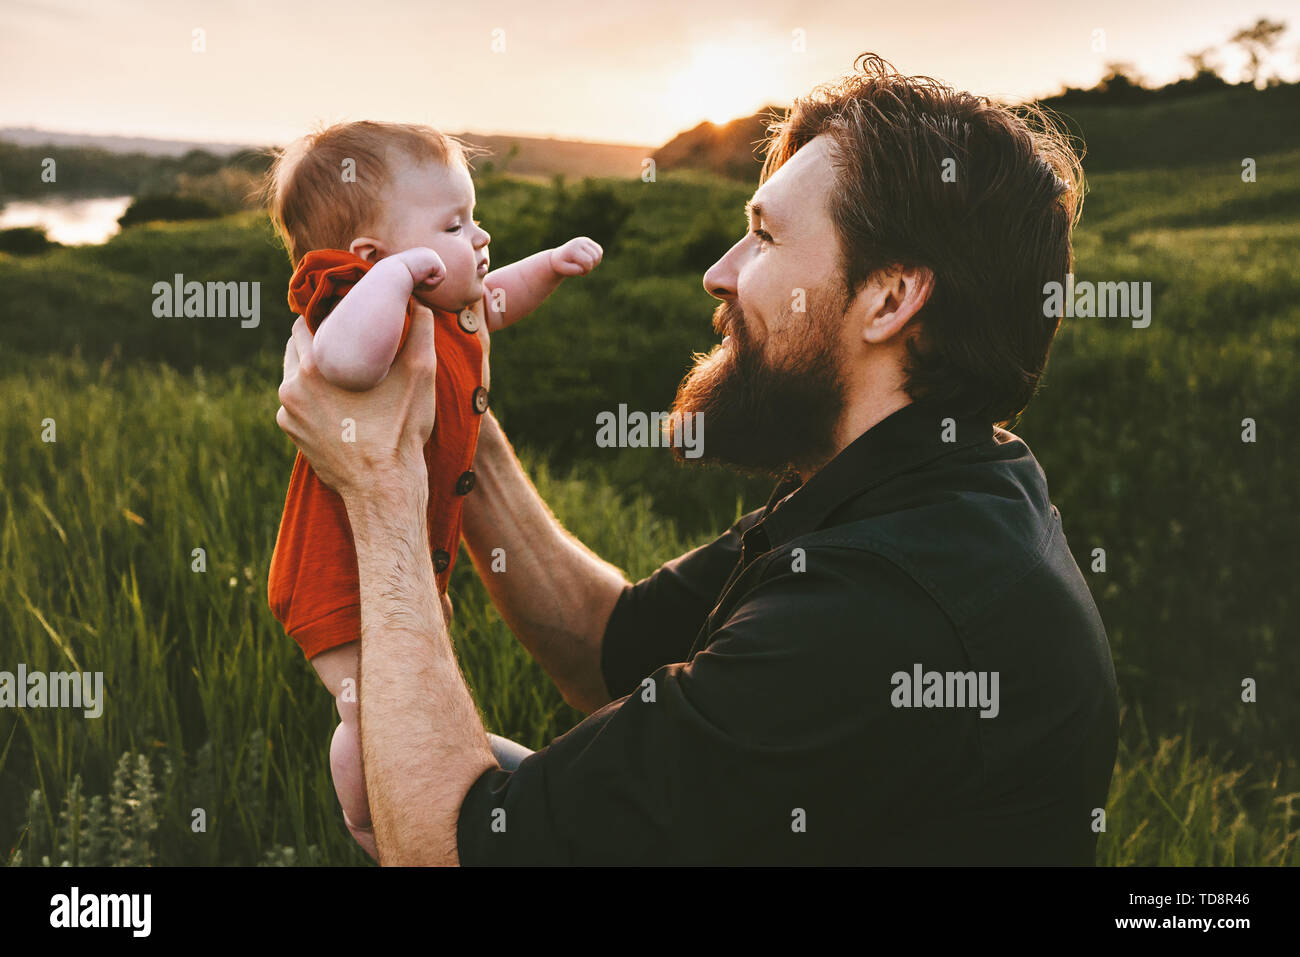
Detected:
left=348, top=236, right=386, bottom=262
left=860, top=265, right=934, bottom=345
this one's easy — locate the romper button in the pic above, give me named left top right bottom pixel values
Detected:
left=455, top=470, right=476, bottom=495
left=457, top=310, right=480, bottom=333
left=432, top=549, right=451, bottom=572
left=472, top=386, right=489, bottom=414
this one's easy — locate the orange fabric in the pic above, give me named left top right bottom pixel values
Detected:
left=268, top=249, right=484, bottom=659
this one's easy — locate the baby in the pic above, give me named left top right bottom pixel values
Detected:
left=264, top=120, right=602, bottom=859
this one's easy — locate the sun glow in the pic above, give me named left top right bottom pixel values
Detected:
left=664, top=43, right=764, bottom=127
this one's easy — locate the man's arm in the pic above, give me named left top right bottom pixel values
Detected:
left=455, top=550, right=970, bottom=864
left=460, top=410, right=627, bottom=714
left=345, top=453, right=496, bottom=866
left=276, top=309, right=494, bottom=865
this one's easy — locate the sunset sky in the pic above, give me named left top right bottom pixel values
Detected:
left=2, top=0, right=1297, bottom=148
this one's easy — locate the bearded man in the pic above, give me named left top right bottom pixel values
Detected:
left=275, top=54, right=1118, bottom=865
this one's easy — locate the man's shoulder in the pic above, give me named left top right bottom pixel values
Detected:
left=711, top=544, right=961, bottom=673
left=773, top=430, right=1060, bottom=625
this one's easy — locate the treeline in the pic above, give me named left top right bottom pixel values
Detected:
left=0, top=143, right=270, bottom=203
left=1046, top=16, right=1292, bottom=107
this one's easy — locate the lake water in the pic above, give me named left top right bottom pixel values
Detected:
left=0, top=195, right=133, bottom=245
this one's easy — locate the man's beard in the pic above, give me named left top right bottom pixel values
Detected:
left=667, top=286, right=849, bottom=477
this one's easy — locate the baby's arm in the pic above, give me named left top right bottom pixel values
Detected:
left=312, top=248, right=446, bottom=391
left=483, top=237, right=602, bottom=331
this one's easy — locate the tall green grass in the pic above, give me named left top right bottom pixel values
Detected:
left=1, top=147, right=1297, bottom=866
left=0, top=352, right=708, bottom=865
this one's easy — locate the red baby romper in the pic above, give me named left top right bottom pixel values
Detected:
left=268, top=249, right=488, bottom=659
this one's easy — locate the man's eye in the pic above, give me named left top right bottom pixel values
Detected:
left=751, top=228, right=772, bottom=243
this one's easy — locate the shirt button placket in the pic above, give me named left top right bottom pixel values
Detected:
left=472, top=386, right=489, bottom=414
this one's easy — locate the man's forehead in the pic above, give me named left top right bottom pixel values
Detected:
left=750, top=134, right=834, bottom=221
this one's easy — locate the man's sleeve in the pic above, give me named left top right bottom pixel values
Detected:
left=598, top=506, right=765, bottom=700
left=457, top=547, right=973, bottom=865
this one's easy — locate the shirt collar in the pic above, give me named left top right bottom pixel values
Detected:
left=755, top=397, right=994, bottom=550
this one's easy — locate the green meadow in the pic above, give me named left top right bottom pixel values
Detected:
left=1, top=135, right=1297, bottom=863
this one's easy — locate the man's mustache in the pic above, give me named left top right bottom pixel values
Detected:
left=712, top=303, right=747, bottom=343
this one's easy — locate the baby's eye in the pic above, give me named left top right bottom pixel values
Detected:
left=446, top=224, right=462, bottom=233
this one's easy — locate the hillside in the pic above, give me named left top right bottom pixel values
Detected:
left=455, top=132, right=651, bottom=179
left=652, top=108, right=782, bottom=181
left=652, top=83, right=1300, bottom=179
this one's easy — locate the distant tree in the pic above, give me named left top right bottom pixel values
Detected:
left=176, top=148, right=225, bottom=177
left=1173, top=47, right=1230, bottom=96
left=118, top=194, right=222, bottom=228
left=1230, top=18, right=1287, bottom=86
left=1096, top=61, right=1146, bottom=101
left=0, top=226, right=57, bottom=255
left=1183, top=47, right=1219, bottom=78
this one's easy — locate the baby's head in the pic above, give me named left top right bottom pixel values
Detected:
left=265, top=120, right=490, bottom=311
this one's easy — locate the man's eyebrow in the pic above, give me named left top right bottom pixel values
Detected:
left=745, top=198, right=779, bottom=226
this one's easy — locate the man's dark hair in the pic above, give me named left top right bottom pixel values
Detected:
left=761, top=53, right=1084, bottom=427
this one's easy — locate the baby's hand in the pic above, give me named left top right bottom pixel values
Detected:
left=550, top=237, right=603, bottom=277
left=391, top=247, right=446, bottom=288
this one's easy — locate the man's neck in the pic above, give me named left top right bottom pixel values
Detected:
left=796, top=390, right=913, bottom=485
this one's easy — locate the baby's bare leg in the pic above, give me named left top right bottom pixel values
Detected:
left=312, top=642, right=376, bottom=858
left=311, top=600, right=533, bottom=859
left=330, top=693, right=378, bottom=859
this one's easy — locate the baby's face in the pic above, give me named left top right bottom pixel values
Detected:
left=371, top=155, right=490, bottom=311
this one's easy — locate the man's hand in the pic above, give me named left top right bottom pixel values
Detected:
left=276, top=305, right=439, bottom=504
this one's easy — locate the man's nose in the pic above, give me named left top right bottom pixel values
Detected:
left=702, top=239, right=742, bottom=301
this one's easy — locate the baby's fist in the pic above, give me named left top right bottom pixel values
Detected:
left=394, top=247, right=447, bottom=288
left=551, top=237, right=603, bottom=277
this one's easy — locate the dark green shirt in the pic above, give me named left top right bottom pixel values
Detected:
left=457, top=398, right=1119, bottom=864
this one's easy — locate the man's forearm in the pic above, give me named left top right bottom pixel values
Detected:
left=346, top=473, right=495, bottom=866
left=461, top=411, right=627, bottom=714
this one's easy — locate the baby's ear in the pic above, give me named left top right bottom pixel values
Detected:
left=348, top=236, right=384, bottom=262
